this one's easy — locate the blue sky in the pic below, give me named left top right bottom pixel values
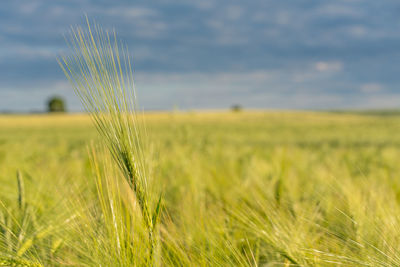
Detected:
left=1, top=0, right=400, bottom=111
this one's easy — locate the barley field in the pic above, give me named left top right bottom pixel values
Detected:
left=1, top=111, right=400, bottom=266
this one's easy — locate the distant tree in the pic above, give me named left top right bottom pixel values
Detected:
left=231, top=104, right=242, bottom=112
left=47, top=96, right=66, bottom=113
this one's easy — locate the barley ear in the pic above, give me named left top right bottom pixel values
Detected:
left=17, top=170, right=25, bottom=211
left=152, top=194, right=163, bottom=231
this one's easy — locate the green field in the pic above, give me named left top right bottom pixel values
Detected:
left=1, top=111, right=400, bottom=266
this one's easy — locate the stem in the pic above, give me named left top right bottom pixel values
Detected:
left=125, top=157, right=157, bottom=265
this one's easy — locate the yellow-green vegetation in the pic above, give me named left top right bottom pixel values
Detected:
left=1, top=111, right=400, bottom=265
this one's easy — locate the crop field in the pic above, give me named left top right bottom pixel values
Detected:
left=1, top=111, right=400, bottom=266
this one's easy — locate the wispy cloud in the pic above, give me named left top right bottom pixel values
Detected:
left=315, top=4, right=365, bottom=18
left=103, top=7, right=157, bottom=18
left=314, top=61, right=343, bottom=72
left=0, top=45, right=57, bottom=60
left=360, top=83, right=383, bottom=93
left=18, top=2, right=40, bottom=15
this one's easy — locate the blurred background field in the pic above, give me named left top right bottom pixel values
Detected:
left=3, top=111, right=400, bottom=183
left=2, top=111, right=400, bottom=265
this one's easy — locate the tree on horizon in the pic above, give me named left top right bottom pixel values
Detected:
left=47, top=96, right=66, bottom=113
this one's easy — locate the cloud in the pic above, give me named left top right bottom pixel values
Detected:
left=0, top=45, right=57, bottom=60
left=102, top=7, right=157, bottom=19
left=314, top=61, right=343, bottom=72
left=360, top=83, right=383, bottom=93
left=275, top=12, right=291, bottom=25
left=18, top=2, right=40, bottom=15
left=315, top=4, right=364, bottom=18
left=348, top=25, right=367, bottom=37
left=225, top=5, right=244, bottom=20
left=193, top=0, right=215, bottom=10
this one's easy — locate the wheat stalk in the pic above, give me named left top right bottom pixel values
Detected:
left=58, top=18, right=161, bottom=265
